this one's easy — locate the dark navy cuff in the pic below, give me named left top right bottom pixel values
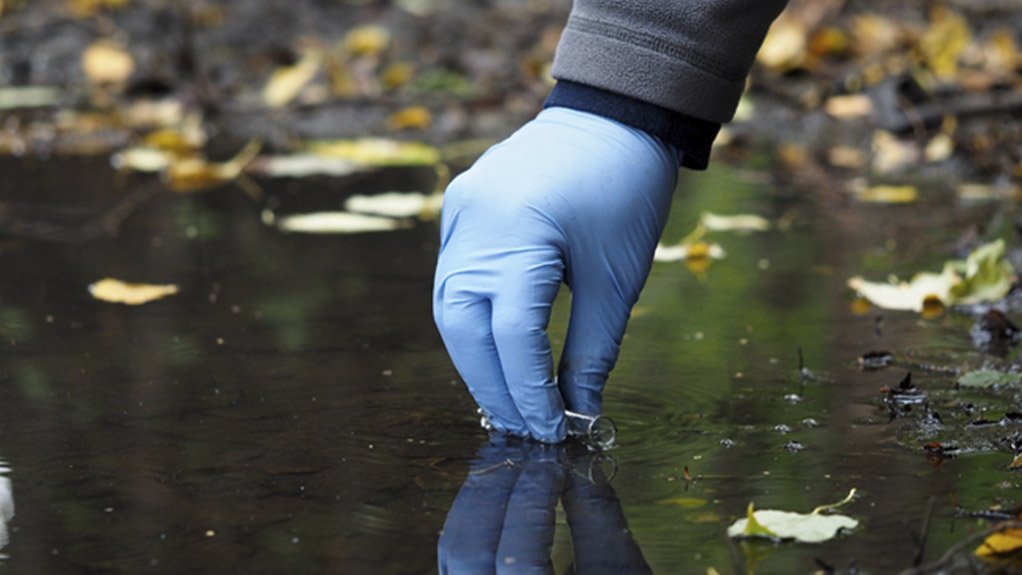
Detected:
left=543, top=80, right=721, bottom=170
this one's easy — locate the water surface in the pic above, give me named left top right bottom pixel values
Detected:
left=0, top=155, right=1011, bottom=573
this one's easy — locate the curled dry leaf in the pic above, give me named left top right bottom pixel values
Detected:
left=89, top=278, right=179, bottom=305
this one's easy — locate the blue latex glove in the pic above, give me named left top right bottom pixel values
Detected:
left=433, top=107, right=679, bottom=442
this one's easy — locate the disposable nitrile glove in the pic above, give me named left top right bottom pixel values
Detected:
left=433, top=107, right=679, bottom=443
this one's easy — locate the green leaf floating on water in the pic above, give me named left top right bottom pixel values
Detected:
left=847, top=240, right=1016, bottom=312
left=957, top=370, right=1022, bottom=388
left=727, top=489, right=859, bottom=543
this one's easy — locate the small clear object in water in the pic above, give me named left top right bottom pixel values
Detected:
left=565, top=410, right=617, bottom=449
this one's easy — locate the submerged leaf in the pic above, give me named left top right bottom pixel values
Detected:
left=89, top=278, right=178, bottom=305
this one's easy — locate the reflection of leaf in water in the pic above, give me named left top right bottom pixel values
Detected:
left=89, top=278, right=179, bottom=305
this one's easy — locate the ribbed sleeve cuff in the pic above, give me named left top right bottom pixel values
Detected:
left=543, top=80, right=720, bottom=170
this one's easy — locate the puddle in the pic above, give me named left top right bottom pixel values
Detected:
left=0, top=155, right=1016, bottom=573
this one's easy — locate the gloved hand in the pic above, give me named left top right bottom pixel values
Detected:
left=433, top=107, right=679, bottom=442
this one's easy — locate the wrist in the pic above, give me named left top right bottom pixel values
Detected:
left=543, top=80, right=719, bottom=170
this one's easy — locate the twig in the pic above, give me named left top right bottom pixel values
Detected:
left=912, top=497, right=936, bottom=568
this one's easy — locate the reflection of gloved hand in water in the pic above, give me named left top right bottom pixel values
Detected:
left=433, top=107, right=679, bottom=442
left=438, top=437, right=649, bottom=575
left=0, top=462, right=13, bottom=551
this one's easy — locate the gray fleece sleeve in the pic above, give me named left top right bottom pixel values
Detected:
left=550, top=0, right=789, bottom=123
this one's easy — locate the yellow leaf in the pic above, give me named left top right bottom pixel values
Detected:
left=855, top=185, right=918, bottom=204
left=824, top=94, right=872, bottom=119
left=67, top=0, right=129, bottom=17
left=1010, top=453, right=1022, bottom=470
left=918, top=5, right=971, bottom=79
left=924, top=133, right=954, bottom=163
left=165, top=140, right=261, bottom=193
left=827, top=146, right=867, bottom=169
left=977, top=525, right=1022, bottom=558
left=343, top=25, right=390, bottom=57
left=851, top=13, right=904, bottom=56
left=82, top=40, right=134, bottom=84
left=262, top=49, right=321, bottom=108
left=307, top=138, right=441, bottom=166
left=756, top=14, right=807, bottom=72
left=382, top=62, right=415, bottom=90
left=89, top=278, right=178, bottom=305
left=700, top=212, right=770, bottom=233
left=267, top=210, right=407, bottom=234
left=872, top=130, right=920, bottom=174
left=387, top=106, right=432, bottom=130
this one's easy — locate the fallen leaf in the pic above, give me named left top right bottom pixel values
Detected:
left=343, top=25, right=390, bottom=57
left=262, top=48, right=321, bottom=108
left=827, top=146, right=867, bottom=169
left=756, top=14, right=807, bottom=72
left=110, top=146, right=175, bottom=172
left=924, top=133, right=954, bottom=163
left=654, top=241, right=726, bottom=263
left=851, top=13, right=905, bottom=57
left=855, top=184, right=918, bottom=204
left=700, top=212, right=770, bottom=233
left=1010, top=454, right=1022, bottom=470
left=307, top=138, right=441, bottom=167
left=918, top=5, right=971, bottom=79
left=727, top=489, right=859, bottom=544
left=387, top=106, right=432, bottom=130
left=948, top=240, right=1015, bottom=305
left=82, top=40, right=134, bottom=85
left=824, top=94, right=873, bottom=119
left=89, top=278, right=178, bottom=305
left=872, top=130, right=920, bottom=174
left=344, top=191, right=441, bottom=219
left=848, top=241, right=1013, bottom=313
left=957, top=370, right=1022, bottom=389
left=0, top=86, right=61, bottom=110
left=165, top=140, right=261, bottom=193
left=247, top=154, right=361, bottom=178
left=977, top=524, right=1022, bottom=559
left=266, top=210, right=408, bottom=234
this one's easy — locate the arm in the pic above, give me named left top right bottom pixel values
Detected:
left=434, top=0, right=788, bottom=442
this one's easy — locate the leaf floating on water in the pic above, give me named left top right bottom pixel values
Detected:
left=344, top=192, right=442, bottom=219
left=699, top=212, right=770, bottom=233
left=165, top=140, right=262, bottom=193
left=89, top=278, right=179, bottom=305
left=248, top=154, right=361, bottom=178
left=0, top=86, right=62, bottom=110
left=266, top=210, right=408, bottom=234
left=976, top=524, right=1022, bottom=559
left=957, top=370, right=1022, bottom=389
left=307, top=138, right=441, bottom=167
left=824, top=94, right=873, bottom=119
left=654, top=242, right=726, bottom=263
left=847, top=240, right=1015, bottom=313
left=727, top=489, right=859, bottom=544
left=343, top=25, right=390, bottom=57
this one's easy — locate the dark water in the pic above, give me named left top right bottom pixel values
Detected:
left=0, top=155, right=1014, bottom=574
